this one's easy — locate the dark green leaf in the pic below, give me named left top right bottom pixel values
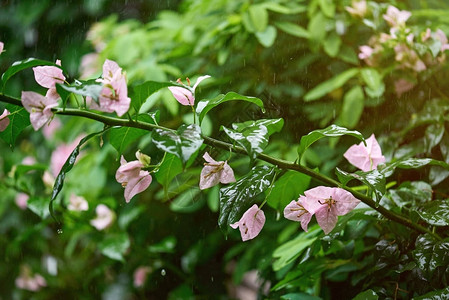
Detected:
left=152, top=124, right=203, bottom=165
left=413, top=234, right=449, bottom=277
left=380, top=158, right=449, bottom=178
left=51, top=128, right=109, bottom=220
left=222, top=118, right=284, bottom=161
left=98, top=233, right=130, bottom=262
left=417, top=200, right=449, bottom=226
left=0, top=105, right=30, bottom=149
left=118, top=205, right=145, bottom=230
left=298, top=125, right=364, bottom=159
left=14, top=163, right=47, bottom=179
left=56, top=79, right=103, bottom=107
left=109, top=112, right=159, bottom=154
left=266, top=171, right=311, bottom=211
left=219, top=166, right=275, bottom=233
left=387, top=181, right=432, bottom=208
left=424, top=123, right=444, bottom=153
left=304, top=68, right=359, bottom=101
left=336, top=168, right=385, bottom=203
left=130, top=80, right=175, bottom=113
left=27, top=197, right=50, bottom=219
left=275, top=21, right=310, bottom=39
left=413, top=286, right=449, bottom=300
left=1, top=58, right=65, bottom=91
left=352, top=289, right=378, bottom=300
left=154, top=153, right=183, bottom=195
left=196, top=92, right=265, bottom=124
left=170, top=187, right=204, bottom=213
left=148, top=236, right=177, bottom=254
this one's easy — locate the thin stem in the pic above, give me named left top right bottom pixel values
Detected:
left=0, top=93, right=440, bottom=240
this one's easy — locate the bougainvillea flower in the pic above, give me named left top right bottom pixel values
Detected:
left=21, top=91, right=58, bottom=131
left=199, top=152, right=235, bottom=190
left=115, top=154, right=152, bottom=203
left=344, top=134, right=386, bottom=172
left=230, top=204, right=265, bottom=241
left=0, top=109, right=10, bottom=131
left=15, top=265, right=47, bottom=292
left=394, top=79, right=415, bottom=97
left=358, top=45, right=374, bottom=60
left=33, top=59, right=65, bottom=89
left=91, top=59, right=131, bottom=117
left=435, top=29, right=449, bottom=52
left=42, top=117, right=61, bottom=139
left=0, top=41, right=4, bottom=54
left=302, top=187, right=360, bottom=234
left=283, top=196, right=315, bottom=232
left=383, top=5, right=411, bottom=28
left=68, top=194, right=89, bottom=212
left=168, top=75, right=210, bottom=106
left=15, top=193, right=29, bottom=210
left=50, top=135, right=84, bottom=177
left=133, top=266, right=151, bottom=287
left=90, top=204, right=114, bottom=230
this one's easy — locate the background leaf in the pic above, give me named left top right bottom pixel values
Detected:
left=0, top=104, right=30, bottom=149
left=154, top=153, right=183, bottom=196
left=304, top=68, right=359, bottom=101
left=98, top=233, right=130, bottom=262
left=266, top=171, right=311, bottom=211
left=130, top=80, right=175, bottom=113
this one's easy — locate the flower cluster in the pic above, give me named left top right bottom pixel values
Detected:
left=343, top=134, right=385, bottom=172
left=199, top=152, right=235, bottom=190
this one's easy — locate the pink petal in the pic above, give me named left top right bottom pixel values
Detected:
left=315, top=205, right=338, bottom=234
left=33, top=65, right=65, bottom=89
left=192, top=75, right=211, bottom=92
left=116, top=160, right=144, bottom=183
left=45, top=87, right=60, bottom=101
left=90, top=204, right=114, bottom=230
left=15, top=193, right=29, bottom=210
left=199, top=165, right=221, bottom=190
left=124, top=172, right=152, bottom=202
left=168, top=86, right=194, bottom=106
left=283, top=197, right=313, bottom=232
left=0, top=109, right=10, bottom=131
left=303, top=186, right=333, bottom=213
left=231, top=204, right=265, bottom=241
left=203, top=152, right=218, bottom=164
left=42, top=117, right=61, bottom=139
left=219, top=162, right=236, bottom=184
left=343, top=144, right=371, bottom=171
left=133, top=266, right=151, bottom=287
left=102, top=59, right=120, bottom=80
left=0, top=41, right=4, bottom=53
left=333, top=188, right=361, bottom=216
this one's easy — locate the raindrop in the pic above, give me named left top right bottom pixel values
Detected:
left=161, top=269, right=166, bottom=276
left=57, top=228, right=63, bottom=234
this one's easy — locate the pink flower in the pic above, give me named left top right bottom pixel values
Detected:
left=230, top=204, right=265, bottom=242
left=15, top=193, right=29, bottom=210
left=0, top=109, right=10, bottom=131
left=358, top=45, right=374, bottom=60
left=394, top=44, right=426, bottom=72
left=133, top=266, right=151, bottom=288
left=168, top=75, right=210, bottom=106
left=33, top=60, right=65, bottom=102
left=344, top=134, right=386, bottom=172
left=68, top=194, right=89, bottom=212
left=345, top=0, right=367, bottom=18
left=302, top=187, right=360, bottom=234
left=90, top=204, right=114, bottom=230
left=383, top=5, right=411, bottom=27
left=21, top=91, right=58, bottom=131
left=283, top=196, right=314, bottom=232
left=422, top=28, right=432, bottom=42
left=15, top=265, right=47, bottom=292
left=50, top=136, right=84, bottom=177
left=0, top=41, right=4, bottom=54
left=42, top=117, right=61, bottom=139
left=435, top=29, right=449, bottom=52
left=91, top=59, right=131, bottom=117
left=394, top=79, right=415, bottom=97
left=199, top=152, right=235, bottom=190
left=115, top=152, right=152, bottom=203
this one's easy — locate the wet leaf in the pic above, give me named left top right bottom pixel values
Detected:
left=352, top=289, right=378, bottom=300
left=130, top=80, right=177, bottom=113
left=152, top=124, right=203, bottom=165
left=155, top=153, right=183, bottom=195
left=1, top=58, right=65, bottom=91
left=56, top=80, right=103, bottom=107
left=380, top=158, right=449, bottom=178
left=0, top=104, right=30, bottom=149
left=297, top=125, right=364, bottom=159
left=304, top=68, right=359, bottom=101
left=196, top=92, right=265, bottom=124
left=413, top=234, right=449, bottom=277
left=336, top=168, right=385, bottom=203
left=99, top=233, right=130, bottom=262
left=413, top=286, right=449, bottom=300
left=387, top=181, right=432, bottom=208
left=266, top=171, right=311, bottom=211
left=109, top=112, right=159, bottom=154
left=417, top=200, right=449, bottom=226
left=219, top=166, right=275, bottom=234
left=222, top=118, right=284, bottom=161
left=28, top=196, right=50, bottom=219
left=424, top=123, right=444, bottom=153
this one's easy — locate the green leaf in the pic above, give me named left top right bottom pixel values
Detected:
left=56, top=79, right=103, bottom=107
left=219, top=166, right=275, bottom=233
left=304, top=68, right=359, bottom=101
left=266, top=171, right=311, bottom=211
left=413, top=234, right=449, bottom=277
left=352, top=289, right=378, bottom=300
left=417, top=200, right=449, bottom=226
left=387, top=181, right=432, bottom=208
left=154, top=153, right=183, bottom=195
left=27, top=197, right=50, bottom=219
left=14, top=163, right=47, bottom=179
left=196, top=92, right=265, bottom=124
left=361, top=68, right=385, bottom=98
left=424, top=123, right=444, bottom=153
left=118, top=205, right=145, bottom=230
left=148, top=236, right=177, bottom=254
left=170, top=187, right=204, bottom=213
left=50, top=128, right=109, bottom=219
left=1, top=58, right=64, bottom=91
left=275, top=21, right=310, bottom=39
left=335, top=168, right=386, bottom=203
left=98, top=233, right=130, bottom=262
left=318, top=0, right=336, bottom=17
left=152, top=124, right=203, bottom=165
left=297, top=124, right=364, bottom=159
left=308, top=12, right=327, bottom=44
left=272, top=227, right=320, bottom=271
left=323, top=32, right=341, bottom=57
left=380, top=158, right=449, bottom=178
left=0, top=105, right=30, bottom=149
left=249, top=4, right=268, bottom=32
left=130, top=80, right=175, bottom=113
left=109, top=112, right=159, bottom=154
left=255, top=25, right=277, bottom=48
left=339, top=86, right=364, bottom=129
left=222, top=118, right=284, bottom=161
left=413, top=287, right=449, bottom=300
